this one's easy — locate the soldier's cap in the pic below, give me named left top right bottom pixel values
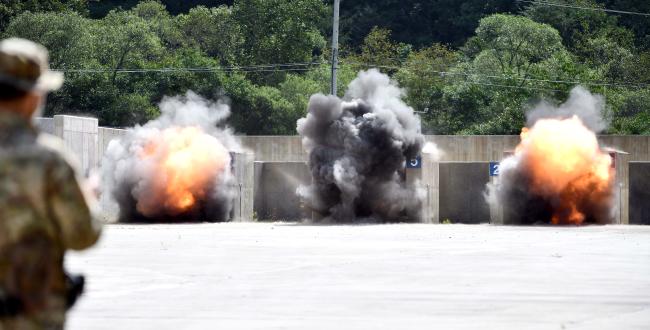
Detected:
left=0, top=38, right=63, bottom=92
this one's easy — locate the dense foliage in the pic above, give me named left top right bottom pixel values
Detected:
left=2, top=0, right=649, bottom=134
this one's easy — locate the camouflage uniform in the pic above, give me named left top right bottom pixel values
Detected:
left=0, top=112, right=102, bottom=329
left=0, top=39, right=102, bottom=330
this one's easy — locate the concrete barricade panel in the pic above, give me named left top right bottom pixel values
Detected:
left=232, top=152, right=255, bottom=222
left=254, top=162, right=311, bottom=221
left=240, top=136, right=307, bottom=162
left=34, top=117, right=55, bottom=135
left=612, top=151, right=629, bottom=224
left=417, top=154, right=439, bottom=223
left=438, top=162, right=490, bottom=224
left=54, top=115, right=98, bottom=176
left=629, top=162, right=650, bottom=225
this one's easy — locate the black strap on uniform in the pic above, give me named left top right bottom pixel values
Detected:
left=0, top=272, right=84, bottom=318
left=0, top=295, right=23, bottom=317
left=65, top=272, right=85, bottom=310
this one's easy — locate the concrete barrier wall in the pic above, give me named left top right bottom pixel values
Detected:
left=240, top=136, right=307, bottom=162
left=232, top=152, right=255, bottom=222
left=241, top=135, right=649, bottom=225
left=422, top=155, right=439, bottom=224
left=34, top=122, right=650, bottom=172
left=438, top=162, right=491, bottom=224
left=404, top=154, right=438, bottom=223
left=425, top=136, right=520, bottom=162
left=611, top=151, right=629, bottom=224
left=32, top=117, right=650, bottom=224
left=239, top=135, right=650, bottom=162
left=35, top=115, right=99, bottom=175
left=629, top=162, right=650, bottom=225
left=254, top=162, right=311, bottom=221
left=54, top=115, right=98, bottom=176
left=34, top=117, right=54, bottom=135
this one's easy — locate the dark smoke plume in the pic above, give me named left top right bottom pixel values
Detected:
left=486, top=87, right=615, bottom=225
left=102, top=91, right=241, bottom=222
left=297, top=69, right=425, bottom=223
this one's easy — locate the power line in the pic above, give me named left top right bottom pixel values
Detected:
left=342, top=60, right=650, bottom=89
left=53, top=62, right=325, bottom=74
left=343, top=57, right=650, bottom=88
left=343, top=61, right=562, bottom=92
left=517, top=0, right=650, bottom=17
left=59, top=62, right=322, bottom=73
left=53, top=59, right=650, bottom=91
left=463, top=81, right=561, bottom=92
left=57, top=60, right=561, bottom=92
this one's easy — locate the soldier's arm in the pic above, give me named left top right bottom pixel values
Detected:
left=48, top=158, right=102, bottom=250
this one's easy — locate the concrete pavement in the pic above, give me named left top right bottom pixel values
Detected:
left=66, top=223, right=650, bottom=329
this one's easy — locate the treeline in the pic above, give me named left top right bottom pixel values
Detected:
left=2, top=0, right=649, bottom=134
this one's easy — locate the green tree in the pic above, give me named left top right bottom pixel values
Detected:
left=96, top=10, right=163, bottom=85
left=598, top=0, right=650, bottom=50
left=524, top=0, right=635, bottom=83
left=278, top=73, right=321, bottom=118
left=223, top=74, right=296, bottom=135
left=395, top=44, right=459, bottom=134
left=3, top=11, right=107, bottom=121
left=232, top=0, right=327, bottom=84
left=5, top=7, right=169, bottom=126
left=584, top=36, right=633, bottom=83
left=302, top=62, right=357, bottom=97
left=89, top=0, right=233, bottom=17
left=621, top=51, right=650, bottom=84
left=464, top=14, right=564, bottom=79
left=340, top=0, right=519, bottom=49
left=350, top=27, right=411, bottom=74
left=609, top=88, right=650, bottom=134
left=524, top=0, right=633, bottom=52
left=177, top=5, right=243, bottom=64
left=3, top=11, right=95, bottom=69
left=130, top=1, right=184, bottom=49
left=443, top=14, right=590, bottom=134
left=0, top=0, right=88, bottom=31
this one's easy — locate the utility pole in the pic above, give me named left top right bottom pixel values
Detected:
left=330, top=0, right=340, bottom=96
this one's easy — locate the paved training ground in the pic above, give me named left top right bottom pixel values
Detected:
left=66, top=224, right=650, bottom=329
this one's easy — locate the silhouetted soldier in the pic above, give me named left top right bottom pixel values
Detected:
left=0, top=38, right=102, bottom=329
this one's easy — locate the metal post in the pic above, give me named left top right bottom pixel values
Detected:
left=330, top=0, right=340, bottom=96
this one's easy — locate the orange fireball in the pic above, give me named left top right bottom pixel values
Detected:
left=515, top=115, right=614, bottom=225
left=136, top=126, right=230, bottom=217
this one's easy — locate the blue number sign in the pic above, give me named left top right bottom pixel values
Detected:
left=489, top=162, right=500, bottom=176
left=406, top=156, right=422, bottom=169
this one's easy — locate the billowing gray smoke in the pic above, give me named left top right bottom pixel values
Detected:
left=526, top=86, right=607, bottom=132
left=297, top=69, right=425, bottom=223
left=486, top=86, right=615, bottom=225
left=102, top=91, right=241, bottom=222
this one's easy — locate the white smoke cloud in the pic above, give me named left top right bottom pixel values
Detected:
left=526, top=86, right=607, bottom=132
left=422, top=142, right=444, bottom=161
left=102, top=91, right=241, bottom=222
